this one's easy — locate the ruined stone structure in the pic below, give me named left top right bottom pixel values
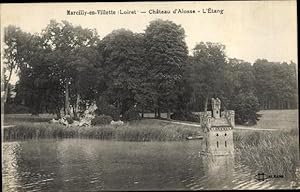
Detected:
left=200, top=98, right=235, bottom=156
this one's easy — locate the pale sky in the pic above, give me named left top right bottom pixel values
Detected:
left=1, top=1, right=297, bottom=84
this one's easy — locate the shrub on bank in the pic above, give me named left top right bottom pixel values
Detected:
left=72, top=116, right=80, bottom=121
left=96, top=96, right=120, bottom=120
left=122, top=108, right=141, bottom=121
left=65, top=116, right=74, bottom=124
left=91, top=115, right=113, bottom=125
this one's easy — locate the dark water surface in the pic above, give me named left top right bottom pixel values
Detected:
left=2, top=138, right=298, bottom=191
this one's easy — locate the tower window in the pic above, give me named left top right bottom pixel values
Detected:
left=225, top=141, right=227, bottom=147
left=217, top=141, right=219, bottom=148
left=225, top=133, right=227, bottom=136
left=216, top=133, right=219, bottom=136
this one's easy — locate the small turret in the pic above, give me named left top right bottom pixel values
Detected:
left=212, top=98, right=221, bottom=118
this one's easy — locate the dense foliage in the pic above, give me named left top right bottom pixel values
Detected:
left=91, top=115, right=113, bottom=125
left=144, top=19, right=188, bottom=119
left=230, top=92, right=260, bottom=125
left=122, top=107, right=141, bottom=121
left=95, top=96, right=120, bottom=121
left=3, top=20, right=297, bottom=125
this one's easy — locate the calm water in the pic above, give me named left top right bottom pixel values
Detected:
left=2, top=138, right=299, bottom=191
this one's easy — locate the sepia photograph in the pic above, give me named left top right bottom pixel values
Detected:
left=1, top=1, right=299, bottom=191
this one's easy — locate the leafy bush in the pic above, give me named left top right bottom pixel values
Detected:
left=91, top=115, right=113, bottom=125
left=96, top=96, right=120, bottom=120
left=72, top=116, right=80, bottom=121
left=65, top=116, right=74, bottom=124
left=170, top=111, right=199, bottom=122
left=122, top=108, right=141, bottom=121
left=230, top=92, right=260, bottom=125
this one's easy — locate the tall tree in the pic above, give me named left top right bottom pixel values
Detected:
left=41, top=20, right=99, bottom=117
left=3, top=25, right=31, bottom=103
left=190, top=42, right=227, bottom=111
left=223, top=58, right=256, bottom=108
left=98, top=29, right=146, bottom=117
left=144, top=19, right=188, bottom=118
left=14, top=33, right=63, bottom=115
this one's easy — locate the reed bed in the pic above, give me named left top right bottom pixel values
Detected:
left=234, top=129, right=299, bottom=179
left=3, top=117, right=200, bottom=142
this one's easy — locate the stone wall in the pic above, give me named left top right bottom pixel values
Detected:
left=202, top=128, right=234, bottom=156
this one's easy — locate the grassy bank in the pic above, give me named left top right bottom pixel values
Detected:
left=234, top=129, right=299, bottom=179
left=255, top=109, right=298, bottom=130
left=3, top=115, right=200, bottom=141
left=233, top=109, right=299, bottom=179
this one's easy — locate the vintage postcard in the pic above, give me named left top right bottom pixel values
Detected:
left=1, top=1, right=299, bottom=191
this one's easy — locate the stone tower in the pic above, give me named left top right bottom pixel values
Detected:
left=200, top=98, right=235, bottom=156
left=202, top=126, right=234, bottom=156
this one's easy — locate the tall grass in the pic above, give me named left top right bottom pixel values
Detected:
left=115, top=120, right=200, bottom=141
left=3, top=118, right=200, bottom=142
left=234, top=129, right=299, bottom=179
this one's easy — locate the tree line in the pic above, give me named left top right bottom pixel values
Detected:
left=3, top=19, right=298, bottom=124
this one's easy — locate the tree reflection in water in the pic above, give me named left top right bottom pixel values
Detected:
left=199, top=128, right=235, bottom=189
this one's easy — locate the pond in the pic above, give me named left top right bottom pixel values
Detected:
left=2, top=136, right=299, bottom=191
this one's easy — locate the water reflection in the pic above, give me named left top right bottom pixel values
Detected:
left=2, top=136, right=298, bottom=191
left=199, top=128, right=235, bottom=189
left=2, top=142, right=22, bottom=192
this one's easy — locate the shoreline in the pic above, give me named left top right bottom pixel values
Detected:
left=2, top=118, right=202, bottom=142
left=3, top=110, right=297, bottom=142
